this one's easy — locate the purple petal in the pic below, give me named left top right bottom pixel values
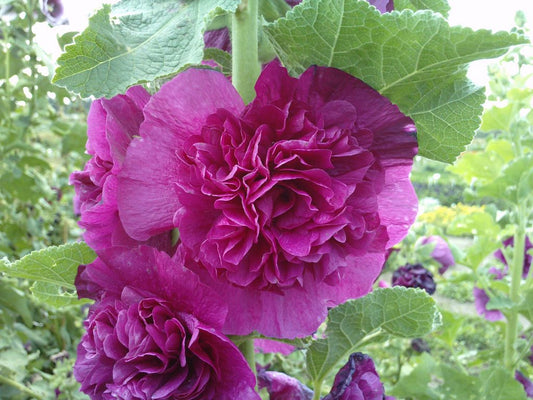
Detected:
left=257, top=370, right=313, bottom=400
left=473, top=287, right=505, bottom=322
left=118, top=68, right=244, bottom=241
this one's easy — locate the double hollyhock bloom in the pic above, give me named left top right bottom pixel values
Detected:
left=415, top=235, right=455, bottom=274
left=117, top=61, right=418, bottom=337
left=70, top=87, right=173, bottom=254
left=391, top=264, right=436, bottom=295
left=74, top=246, right=259, bottom=399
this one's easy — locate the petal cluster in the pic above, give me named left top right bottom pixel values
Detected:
left=117, top=61, right=417, bottom=337
left=74, top=247, right=258, bottom=400
left=70, top=87, right=173, bottom=254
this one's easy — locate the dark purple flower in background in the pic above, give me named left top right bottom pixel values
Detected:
left=117, top=60, right=418, bottom=338
left=516, top=370, right=533, bottom=398
left=70, top=86, right=174, bottom=255
left=494, top=236, right=533, bottom=279
left=74, top=247, right=259, bottom=400
left=411, top=338, right=430, bottom=353
left=416, top=235, right=455, bottom=274
left=257, top=369, right=313, bottom=400
left=40, top=0, right=67, bottom=25
left=392, top=264, right=436, bottom=295
left=323, top=353, right=385, bottom=400
left=472, top=287, right=504, bottom=322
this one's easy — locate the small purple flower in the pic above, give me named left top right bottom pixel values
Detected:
left=323, top=353, right=385, bottom=400
left=257, top=370, right=313, bottom=400
left=40, top=0, right=67, bottom=26
left=516, top=370, right=533, bottom=398
left=392, top=264, right=436, bottom=295
left=416, top=235, right=455, bottom=274
left=494, top=236, right=533, bottom=279
left=472, top=287, right=504, bottom=322
left=411, top=338, right=430, bottom=353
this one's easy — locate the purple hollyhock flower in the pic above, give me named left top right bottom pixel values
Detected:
left=117, top=60, right=417, bottom=338
left=516, top=371, right=533, bottom=398
left=416, top=235, right=455, bottom=274
left=323, top=353, right=385, bottom=400
left=257, top=370, right=313, bottom=400
left=74, top=246, right=259, bottom=400
left=494, top=236, right=533, bottom=279
left=70, top=86, right=174, bottom=254
left=392, top=264, right=436, bottom=295
left=472, top=287, right=504, bottom=322
left=40, top=0, right=67, bottom=26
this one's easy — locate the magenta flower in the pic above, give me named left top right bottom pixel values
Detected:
left=70, top=86, right=174, bottom=254
left=257, top=370, right=313, bottom=400
left=74, top=246, right=259, bottom=400
left=117, top=61, right=417, bottom=338
left=416, top=235, right=455, bottom=274
left=323, top=353, right=385, bottom=400
left=516, top=371, right=533, bottom=398
left=494, top=236, right=532, bottom=279
left=392, top=264, right=436, bottom=295
left=472, top=287, right=504, bottom=322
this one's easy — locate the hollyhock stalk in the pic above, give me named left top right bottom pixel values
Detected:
left=232, top=0, right=261, bottom=103
left=504, top=203, right=527, bottom=370
left=231, top=0, right=261, bottom=378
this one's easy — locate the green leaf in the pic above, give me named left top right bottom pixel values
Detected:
left=481, top=104, right=516, bottom=132
left=394, top=0, right=451, bottom=17
left=53, top=0, right=240, bottom=98
left=264, top=0, right=527, bottom=162
left=439, top=363, right=479, bottom=399
left=389, top=353, right=440, bottom=399
left=479, top=367, right=528, bottom=400
left=306, top=287, right=440, bottom=383
left=0, top=278, right=33, bottom=327
left=0, top=243, right=96, bottom=307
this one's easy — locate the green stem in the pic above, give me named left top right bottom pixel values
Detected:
left=231, top=0, right=261, bottom=103
left=238, top=338, right=257, bottom=384
left=0, top=374, right=43, bottom=400
left=312, top=380, right=322, bottom=400
left=504, top=204, right=526, bottom=370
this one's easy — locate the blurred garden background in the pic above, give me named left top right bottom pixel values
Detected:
left=0, top=0, right=532, bottom=398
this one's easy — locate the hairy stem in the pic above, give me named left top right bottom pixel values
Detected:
left=238, top=338, right=257, bottom=385
left=504, top=204, right=526, bottom=370
left=231, top=0, right=261, bottom=103
left=0, top=374, right=43, bottom=400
